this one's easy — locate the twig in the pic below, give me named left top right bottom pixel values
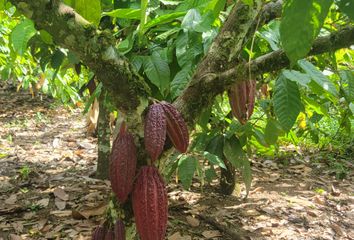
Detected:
left=198, top=213, right=246, bottom=240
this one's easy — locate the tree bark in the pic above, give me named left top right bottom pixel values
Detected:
left=96, top=91, right=111, bottom=180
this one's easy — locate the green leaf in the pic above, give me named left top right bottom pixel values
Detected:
left=339, top=70, right=354, bottom=102
left=73, top=0, right=101, bottom=25
left=252, top=128, right=269, bottom=147
left=143, top=53, right=170, bottom=95
left=302, top=95, right=329, bottom=116
left=205, top=135, right=224, bottom=159
left=103, top=8, right=141, bottom=19
left=143, top=12, right=186, bottom=32
left=51, top=49, right=65, bottom=70
left=336, top=0, right=354, bottom=20
left=280, top=0, right=333, bottom=65
left=84, top=82, right=102, bottom=113
left=264, top=118, right=284, bottom=145
left=223, top=135, right=245, bottom=169
left=170, top=65, right=192, bottom=99
left=241, top=0, right=254, bottom=6
left=258, top=20, right=281, bottom=51
left=273, top=75, right=303, bottom=132
left=181, top=9, right=202, bottom=30
left=39, top=30, right=53, bottom=45
left=175, top=32, right=203, bottom=67
left=10, top=19, right=36, bottom=56
left=298, top=59, right=338, bottom=97
left=203, top=152, right=226, bottom=169
left=223, top=135, right=252, bottom=196
left=178, top=155, right=198, bottom=189
left=282, top=69, right=311, bottom=87
left=204, top=0, right=226, bottom=18
left=139, top=0, right=149, bottom=38
left=349, top=103, right=354, bottom=115
left=205, top=167, right=217, bottom=182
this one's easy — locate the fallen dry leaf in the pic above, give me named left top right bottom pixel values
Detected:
left=53, top=187, right=69, bottom=201
left=36, top=198, right=49, bottom=208
left=202, top=230, right=221, bottom=239
left=5, top=194, right=17, bottom=205
left=168, top=232, right=192, bottom=240
left=11, top=222, right=23, bottom=233
left=186, top=216, right=200, bottom=227
left=50, top=210, right=72, bottom=217
left=55, top=198, right=66, bottom=210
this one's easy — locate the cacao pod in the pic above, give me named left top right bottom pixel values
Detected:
left=228, top=79, right=256, bottom=124
left=161, top=101, right=189, bottom=153
left=114, top=219, right=125, bottom=240
left=92, top=225, right=106, bottom=240
left=132, top=166, right=168, bottom=240
left=104, top=230, right=114, bottom=240
left=110, top=123, right=137, bottom=203
left=144, top=104, right=166, bottom=161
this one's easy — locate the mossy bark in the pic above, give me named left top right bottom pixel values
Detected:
left=96, top=91, right=111, bottom=180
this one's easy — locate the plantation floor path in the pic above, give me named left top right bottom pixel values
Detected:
left=0, top=85, right=353, bottom=240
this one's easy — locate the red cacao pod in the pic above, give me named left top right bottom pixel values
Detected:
left=114, top=219, right=125, bottom=240
left=161, top=101, right=189, bottom=153
left=92, top=225, right=106, bottom=240
left=104, top=230, right=114, bottom=240
left=132, top=166, right=168, bottom=240
left=110, top=123, right=137, bottom=203
left=144, top=104, right=166, bottom=161
left=228, top=79, right=256, bottom=124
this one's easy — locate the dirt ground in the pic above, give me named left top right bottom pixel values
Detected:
left=0, top=85, right=353, bottom=240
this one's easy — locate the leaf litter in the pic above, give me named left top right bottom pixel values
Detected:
left=0, top=85, right=353, bottom=239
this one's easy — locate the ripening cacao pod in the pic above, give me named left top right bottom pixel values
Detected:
left=132, top=166, right=168, bottom=240
left=114, top=219, right=125, bottom=240
left=228, top=79, right=256, bottom=124
left=144, top=104, right=166, bottom=161
left=110, top=122, right=137, bottom=203
left=92, top=225, right=106, bottom=240
left=160, top=101, right=189, bottom=153
left=104, top=230, right=114, bottom=240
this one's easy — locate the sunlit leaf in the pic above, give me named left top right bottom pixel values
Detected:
left=336, top=0, right=354, bottom=20
left=178, top=155, right=198, bottom=189
left=143, top=53, right=170, bottom=95
left=273, top=75, right=303, bottom=132
left=103, top=8, right=141, bottom=19
left=72, top=0, right=101, bottom=25
left=10, top=19, right=36, bottom=56
left=298, top=60, right=338, bottom=97
left=280, top=0, right=333, bottom=65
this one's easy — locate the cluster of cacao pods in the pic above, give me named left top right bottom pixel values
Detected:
left=92, top=220, right=125, bottom=240
left=100, top=101, right=187, bottom=240
left=228, top=79, right=256, bottom=124
left=144, top=101, right=189, bottom=161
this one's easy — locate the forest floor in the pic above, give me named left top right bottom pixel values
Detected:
left=0, top=85, right=353, bottom=240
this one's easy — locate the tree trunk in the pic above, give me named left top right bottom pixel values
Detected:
left=96, top=91, right=111, bottom=180
left=220, top=158, right=236, bottom=195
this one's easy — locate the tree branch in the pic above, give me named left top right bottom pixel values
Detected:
left=221, top=25, right=354, bottom=84
left=9, top=0, right=150, bottom=113
left=174, top=0, right=263, bottom=125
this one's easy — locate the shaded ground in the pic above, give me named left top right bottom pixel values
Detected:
left=0, top=85, right=353, bottom=240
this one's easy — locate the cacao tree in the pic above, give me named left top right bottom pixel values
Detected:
left=1, top=0, right=354, bottom=239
